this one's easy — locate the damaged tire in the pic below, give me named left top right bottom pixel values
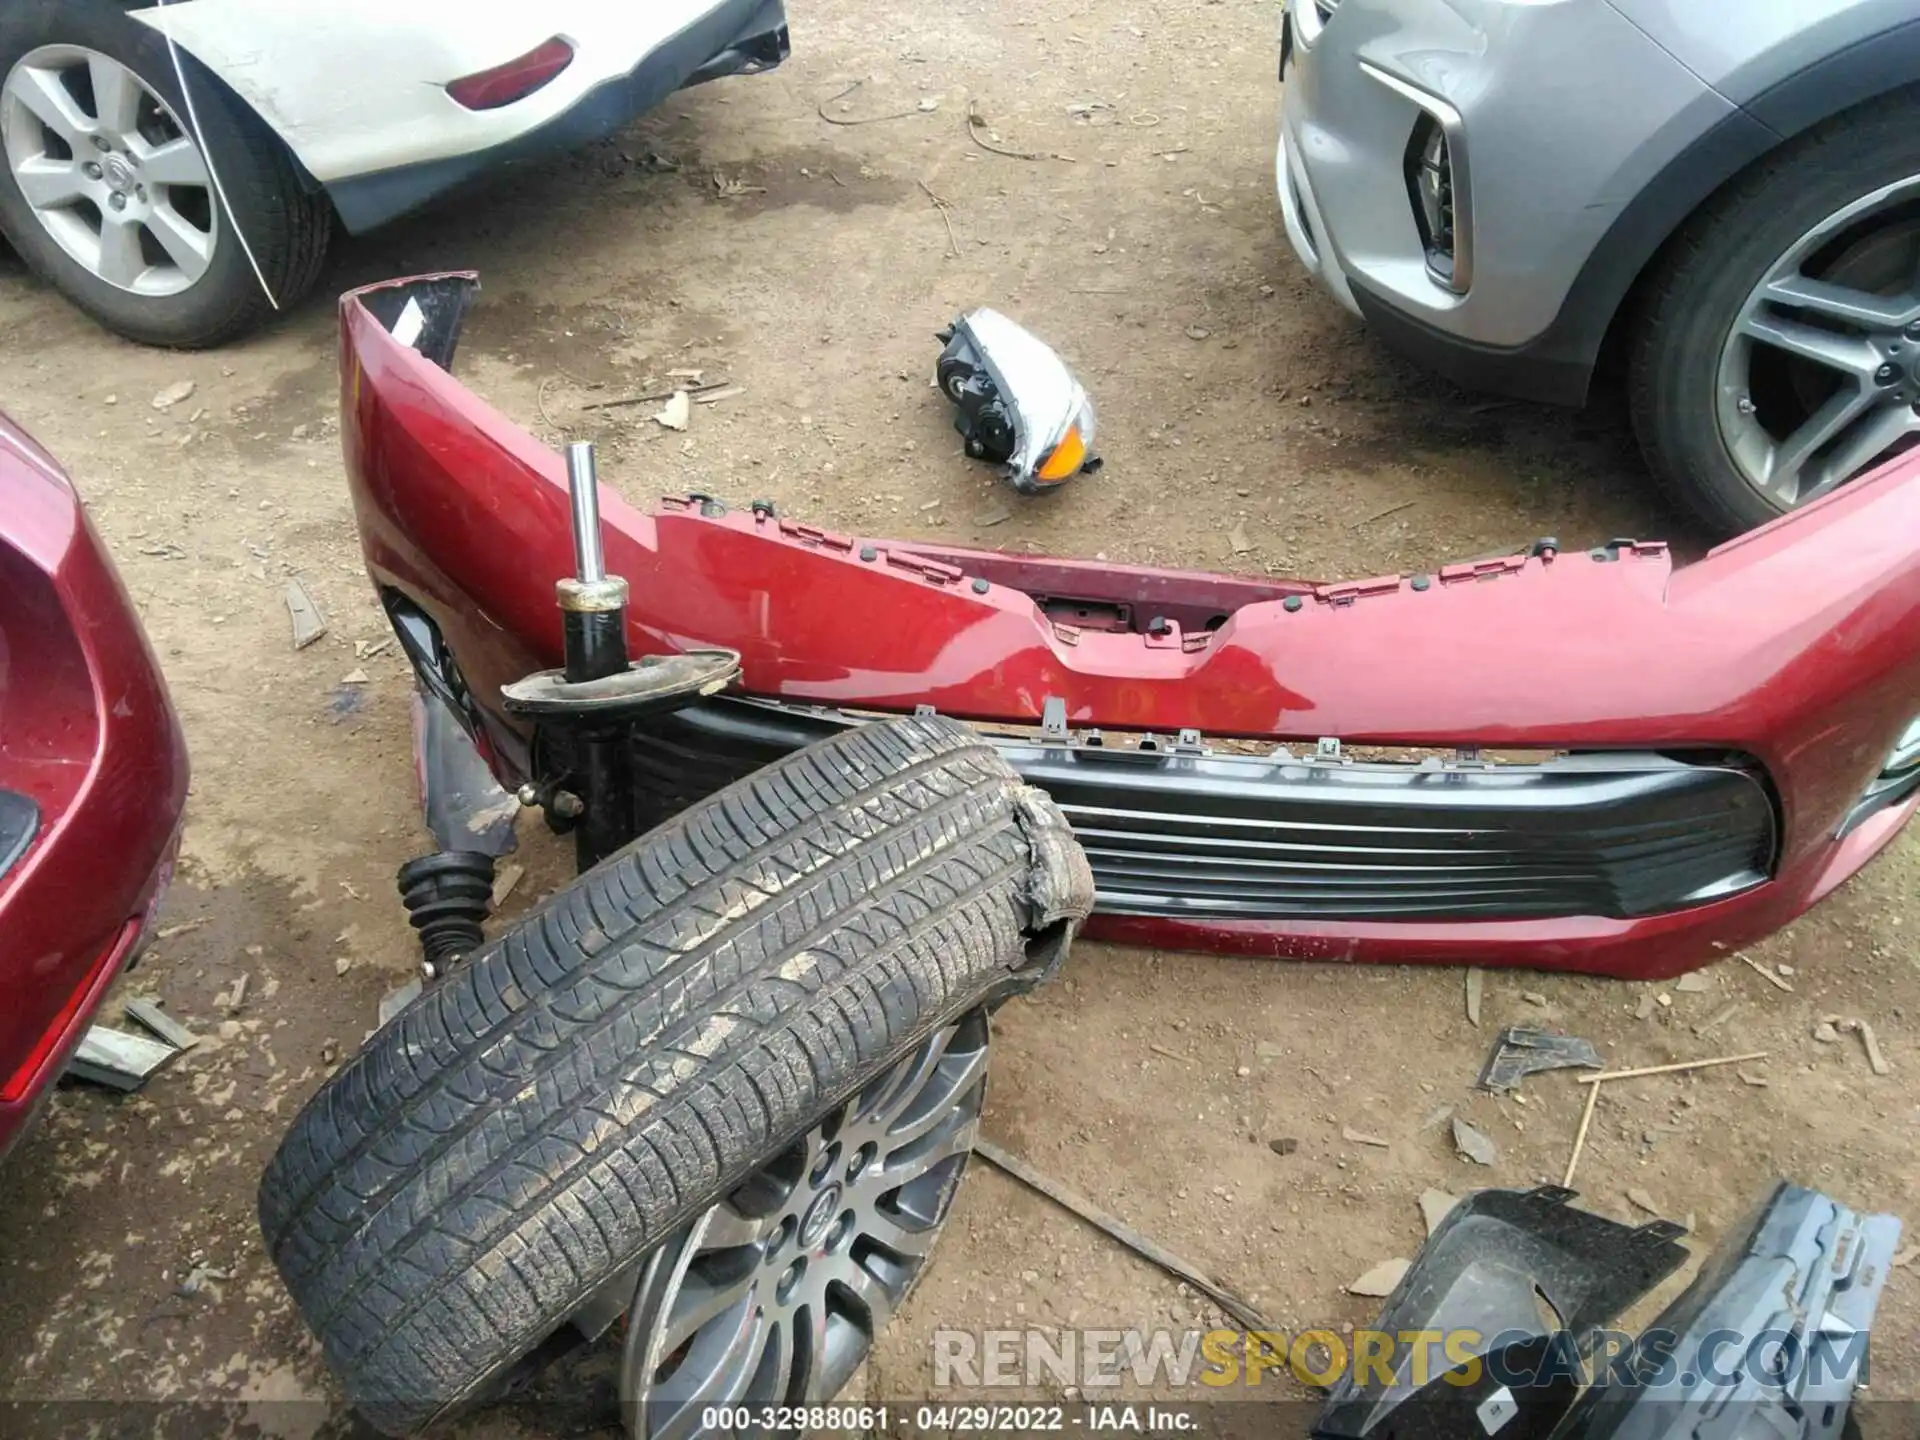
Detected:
left=257, top=716, right=1093, bottom=1436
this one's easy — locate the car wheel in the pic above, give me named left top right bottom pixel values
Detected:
left=1628, top=94, right=1920, bottom=536
left=0, top=0, right=330, bottom=346
left=620, top=1009, right=987, bottom=1435
left=257, top=716, right=1090, bottom=1436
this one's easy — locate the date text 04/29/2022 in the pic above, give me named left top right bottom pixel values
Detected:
left=698, top=1405, right=1200, bottom=1432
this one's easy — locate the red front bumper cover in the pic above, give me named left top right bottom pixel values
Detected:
left=342, top=275, right=1920, bottom=978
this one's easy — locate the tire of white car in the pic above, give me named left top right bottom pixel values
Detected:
left=0, top=0, right=331, bottom=347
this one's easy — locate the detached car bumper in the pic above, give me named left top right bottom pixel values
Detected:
left=341, top=274, right=1920, bottom=978
left=0, top=420, right=189, bottom=1161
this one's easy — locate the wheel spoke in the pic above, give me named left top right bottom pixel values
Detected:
left=136, top=136, right=209, bottom=189
left=697, top=1201, right=773, bottom=1253
left=757, top=1315, right=796, bottom=1406
left=882, top=1119, right=975, bottom=1178
left=94, top=215, right=145, bottom=288
left=853, top=1036, right=945, bottom=1127
left=884, top=1043, right=989, bottom=1147
left=800, top=1298, right=830, bottom=1395
left=1741, top=311, right=1881, bottom=380
left=658, top=1305, right=766, bottom=1440
left=832, top=1261, right=899, bottom=1331
left=659, top=1267, right=754, bottom=1355
left=144, top=204, right=213, bottom=283
left=1763, top=273, right=1920, bottom=331
left=1805, top=405, right=1916, bottom=502
left=86, top=55, right=143, bottom=136
left=1766, top=383, right=1880, bottom=501
left=9, top=65, right=92, bottom=145
left=14, top=157, right=85, bottom=211
left=861, top=1210, right=944, bottom=1260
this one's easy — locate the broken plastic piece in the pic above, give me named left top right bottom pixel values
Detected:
left=285, top=580, right=326, bottom=649
left=65, top=1025, right=180, bottom=1091
left=122, top=998, right=199, bottom=1052
left=1477, top=1026, right=1603, bottom=1092
left=1313, top=1186, right=1687, bottom=1439
left=1563, top=1183, right=1900, bottom=1438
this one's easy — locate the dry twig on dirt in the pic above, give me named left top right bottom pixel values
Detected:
left=535, top=376, right=568, bottom=433
left=918, top=180, right=960, bottom=257
left=582, top=380, right=731, bottom=412
left=818, top=79, right=920, bottom=126
left=966, top=100, right=1074, bottom=161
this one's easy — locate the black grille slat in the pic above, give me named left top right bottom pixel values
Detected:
left=628, top=701, right=1777, bottom=923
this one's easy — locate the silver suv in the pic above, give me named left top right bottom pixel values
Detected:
left=1278, top=0, right=1920, bottom=536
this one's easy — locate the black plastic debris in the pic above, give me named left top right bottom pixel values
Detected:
left=1478, top=1026, right=1604, bottom=1092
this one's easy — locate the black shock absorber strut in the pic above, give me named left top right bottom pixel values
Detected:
left=556, top=443, right=638, bottom=871
left=502, top=443, right=745, bottom=873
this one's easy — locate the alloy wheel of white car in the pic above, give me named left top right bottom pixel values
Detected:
left=2, top=44, right=217, bottom=297
left=0, top=0, right=331, bottom=347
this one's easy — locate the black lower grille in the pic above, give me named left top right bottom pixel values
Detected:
left=626, top=700, right=1775, bottom=923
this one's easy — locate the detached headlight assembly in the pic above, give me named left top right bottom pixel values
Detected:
left=936, top=308, right=1101, bottom=495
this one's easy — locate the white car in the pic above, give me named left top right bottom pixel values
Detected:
left=0, top=0, right=787, bottom=346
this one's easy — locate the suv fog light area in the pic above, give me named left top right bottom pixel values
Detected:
left=1408, top=114, right=1458, bottom=288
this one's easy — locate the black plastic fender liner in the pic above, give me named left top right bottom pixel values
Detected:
left=1312, top=1187, right=1689, bottom=1440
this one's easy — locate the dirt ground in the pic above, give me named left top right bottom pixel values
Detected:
left=1, top=0, right=1915, bottom=1435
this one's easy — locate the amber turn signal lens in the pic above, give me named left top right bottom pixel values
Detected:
left=1035, top=426, right=1088, bottom=483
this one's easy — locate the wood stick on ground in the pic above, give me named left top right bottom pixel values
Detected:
left=535, top=375, right=568, bottom=433
left=918, top=180, right=959, bottom=258
left=582, top=379, right=730, bottom=412
left=1350, top=499, right=1418, bottom=530
left=967, top=100, right=1073, bottom=161
left=817, top=79, right=920, bottom=127
left=976, top=1138, right=1277, bottom=1334
left=1575, top=1051, right=1769, bottom=1085
left=1741, top=955, right=1794, bottom=992
left=1562, top=1077, right=1602, bottom=1188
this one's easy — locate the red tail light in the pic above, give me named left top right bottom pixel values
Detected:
left=447, top=37, right=575, bottom=112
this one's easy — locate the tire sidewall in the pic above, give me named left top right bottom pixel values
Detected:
left=1633, top=113, right=1920, bottom=535
left=0, top=0, right=273, bottom=343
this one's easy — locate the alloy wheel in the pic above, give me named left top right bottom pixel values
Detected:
left=618, top=1010, right=990, bottom=1439
left=1714, top=175, right=1920, bottom=509
left=1, top=45, right=217, bottom=297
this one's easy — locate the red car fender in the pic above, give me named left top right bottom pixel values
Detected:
left=0, top=420, right=189, bottom=1158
